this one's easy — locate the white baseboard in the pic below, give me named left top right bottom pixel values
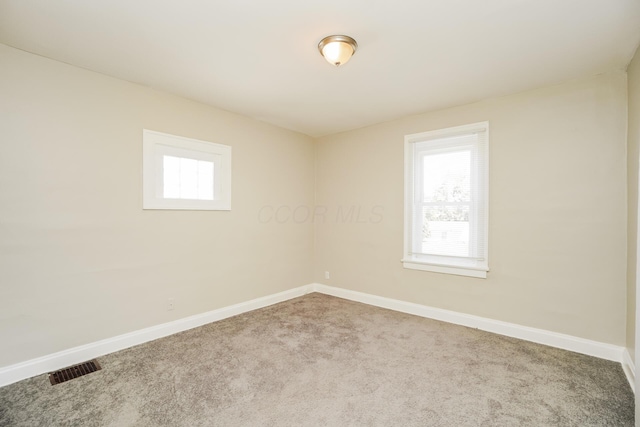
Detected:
left=1, top=282, right=632, bottom=392
left=312, top=283, right=627, bottom=364
left=622, top=348, right=635, bottom=393
left=0, top=285, right=314, bottom=387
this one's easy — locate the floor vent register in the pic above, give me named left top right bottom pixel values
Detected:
left=48, top=360, right=102, bottom=385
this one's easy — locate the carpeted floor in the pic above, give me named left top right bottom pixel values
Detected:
left=0, top=293, right=634, bottom=426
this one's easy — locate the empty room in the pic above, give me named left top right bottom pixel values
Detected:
left=2, top=1, right=640, bottom=426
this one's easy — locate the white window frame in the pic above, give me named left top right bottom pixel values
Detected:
left=143, top=129, right=231, bottom=210
left=403, top=122, right=489, bottom=278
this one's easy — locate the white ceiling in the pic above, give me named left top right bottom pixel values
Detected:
left=1, top=1, right=640, bottom=137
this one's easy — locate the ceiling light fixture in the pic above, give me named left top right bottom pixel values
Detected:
left=318, top=35, right=358, bottom=67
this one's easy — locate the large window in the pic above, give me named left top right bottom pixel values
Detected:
left=403, top=122, right=488, bottom=278
left=143, top=130, right=231, bottom=210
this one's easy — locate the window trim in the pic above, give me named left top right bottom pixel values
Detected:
left=142, top=129, right=231, bottom=211
left=403, top=122, right=489, bottom=279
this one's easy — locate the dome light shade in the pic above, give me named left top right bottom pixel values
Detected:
left=318, top=35, right=358, bottom=67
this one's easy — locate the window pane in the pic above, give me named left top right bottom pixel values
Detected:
left=197, top=160, right=214, bottom=200
left=163, top=155, right=181, bottom=199
left=163, top=155, right=215, bottom=200
left=422, top=205, right=470, bottom=257
left=179, top=158, right=198, bottom=200
left=423, top=150, right=470, bottom=203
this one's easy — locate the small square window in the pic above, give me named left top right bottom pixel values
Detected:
left=143, top=130, right=231, bottom=210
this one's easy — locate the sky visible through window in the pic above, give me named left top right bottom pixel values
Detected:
left=163, top=155, right=214, bottom=200
left=422, top=150, right=470, bottom=202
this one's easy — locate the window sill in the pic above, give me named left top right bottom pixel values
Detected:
left=402, top=259, right=487, bottom=279
left=143, top=199, right=231, bottom=211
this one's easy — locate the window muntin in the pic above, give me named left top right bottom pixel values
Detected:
left=404, top=122, right=488, bottom=278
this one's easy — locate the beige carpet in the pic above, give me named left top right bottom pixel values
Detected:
left=0, top=293, right=634, bottom=426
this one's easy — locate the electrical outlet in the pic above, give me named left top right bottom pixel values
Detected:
left=325, top=271, right=330, bottom=280
left=167, top=298, right=175, bottom=311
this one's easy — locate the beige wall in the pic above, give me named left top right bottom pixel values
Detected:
left=315, top=72, right=628, bottom=345
left=0, top=44, right=315, bottom=368
left=0, top=40, right=633, bottom=370
left=628, top=45, right=640, bottom=365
